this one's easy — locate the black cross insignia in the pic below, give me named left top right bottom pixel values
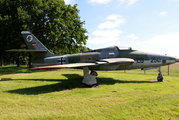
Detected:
left=58, top=57, right=66, bottom=65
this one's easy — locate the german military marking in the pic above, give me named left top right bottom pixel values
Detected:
left=108, top=52, right=115, bottom=57
left=58, top=57, right=66, bottom=65
left=32, top=43, right=36, bottom=46
left=26, top=35, right=33, bottom=42
left=151, top=57, right=161, bottom=63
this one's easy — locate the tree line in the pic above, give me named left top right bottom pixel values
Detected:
left=0, top=0, right=90, bottom=67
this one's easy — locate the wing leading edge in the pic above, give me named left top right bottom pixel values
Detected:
left=31, top=58, right=134, bottom=70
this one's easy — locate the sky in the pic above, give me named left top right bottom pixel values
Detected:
left=64, top=0, right=179, bottom=58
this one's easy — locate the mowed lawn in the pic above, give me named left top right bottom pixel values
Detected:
left=0, top=63, right=179, bottom=120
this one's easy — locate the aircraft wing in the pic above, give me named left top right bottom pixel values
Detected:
left=30, top=58, right=134, bottom=70
left=30, top=63, right=98, bottom=70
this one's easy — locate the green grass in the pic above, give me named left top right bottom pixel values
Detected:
left=0, top=64, right=179, bottom=119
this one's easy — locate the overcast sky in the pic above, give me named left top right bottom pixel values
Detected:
left=64, top=0, right=179, bottom=58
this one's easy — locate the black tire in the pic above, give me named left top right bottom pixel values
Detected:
left=90, top=70, right=98, bottom=76
left=157, top=76, right=163, bottom=81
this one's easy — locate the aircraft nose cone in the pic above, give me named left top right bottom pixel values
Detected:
left=168, top=56, right=177, bottom=64
left=175, top=58, right=178, bottom=62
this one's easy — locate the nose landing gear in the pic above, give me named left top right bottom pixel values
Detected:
left=157, top=68, right=163, bottom=82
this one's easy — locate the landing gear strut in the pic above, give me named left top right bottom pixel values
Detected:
left=157, top=68, right=163, bottom=82
left=82, top=67, right=97, bottom=86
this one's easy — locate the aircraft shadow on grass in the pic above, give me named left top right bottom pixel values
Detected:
left=4, top=74, right=152, bottom=95
left=0, top=66, right=57, bottom=75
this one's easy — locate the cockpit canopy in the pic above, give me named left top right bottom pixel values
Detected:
left=116, top=46, right=132, bottom=50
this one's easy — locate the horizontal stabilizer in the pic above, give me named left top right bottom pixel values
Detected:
left=6, top=49, right=47, bottom=52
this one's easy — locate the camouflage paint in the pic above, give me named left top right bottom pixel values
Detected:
left=20, top=31, right=176, bottom=71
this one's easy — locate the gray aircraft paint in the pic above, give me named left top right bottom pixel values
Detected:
left=7, top=31, right=176, bottom=84
left=18, top=31, right=176, bottom=72
left=21, top=31, right=54, bottom=58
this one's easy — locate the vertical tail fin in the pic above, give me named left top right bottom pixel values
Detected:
left=21, top=31, right=54, bottom=58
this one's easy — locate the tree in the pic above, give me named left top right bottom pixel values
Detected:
left=0, top=0, right=28, bottom=66
left=0, top=0, right=88, bottom=67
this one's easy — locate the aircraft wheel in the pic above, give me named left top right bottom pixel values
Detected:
left=90, top=70, right=98, bottom=76
left=157, top=76, right=163, bottom=82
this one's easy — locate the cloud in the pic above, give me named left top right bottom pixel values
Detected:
left=142, top=41, right=148, bottom=43
left=98, top=14, right=126, bottom=29
left=88, top=0, right=138, bottom=5
left=128, top=0, right=139, bottom=5
left=89, top=0, right=112, bottom=4
left=135, top=41, right=140, bottom=45
left=98, top=20, right=126, bottom=29
left=150, top=33, right=179, bottom=44
left=88, top=29, right=123, bottom=45
left=143, top=33, right=179, bottom=57
left=64, top=0, right=74, bottom=4
left=88, top=37, right=119, bottom=44
left=129, top=40, right=134, bottom=43
left=159, top=12, right=168, bottom=16
left=119, top=0, right=139, bottom=6
left=88, top=14, right=125, bottom=46
left=104, top=41, right=121, bottom=47
left=119, top=0, right=126, bottom=4
left=127, top=34, right=138, bottom=39
left=107, top=14, right=123, bottom=20
left=92, top=29, right=123, bottom=37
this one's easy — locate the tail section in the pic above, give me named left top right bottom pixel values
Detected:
left=21, top=31, right=54, bottom=58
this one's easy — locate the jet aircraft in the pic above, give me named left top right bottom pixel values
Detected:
left=8, top=31, right=177, bottom=85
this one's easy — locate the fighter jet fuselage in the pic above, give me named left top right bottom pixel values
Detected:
left=7, top=31, right=177, bottom=84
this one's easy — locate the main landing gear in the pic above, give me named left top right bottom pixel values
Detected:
left=82, top=67, right=98, bottom=86
left=157, top=68, right=163, bottom=82
left=90, top=70, right=98, bottom=76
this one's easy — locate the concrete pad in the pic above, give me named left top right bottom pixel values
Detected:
left=80, top=83, right=99, bottom=88
left=150, top=80, right=168, bottom=82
